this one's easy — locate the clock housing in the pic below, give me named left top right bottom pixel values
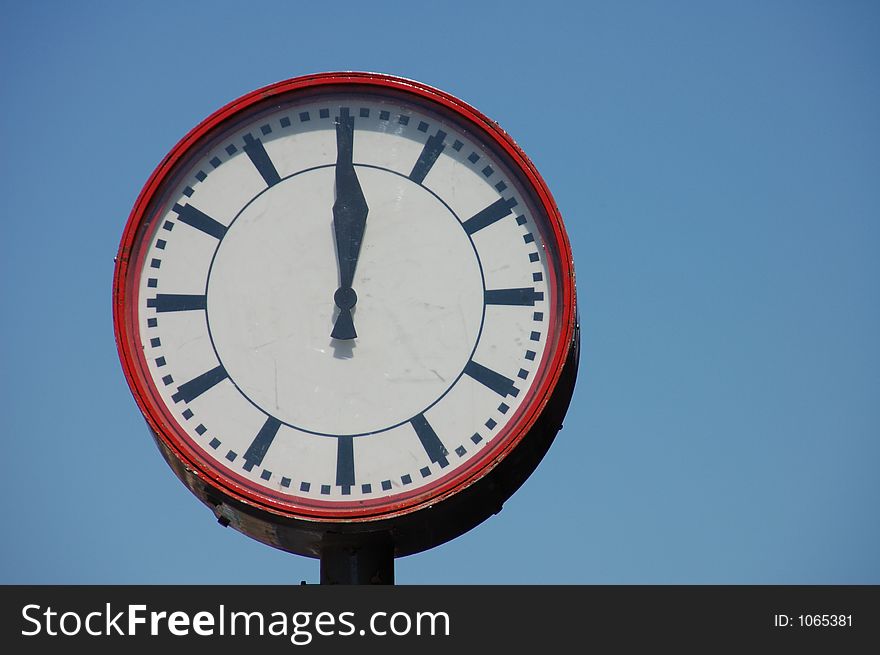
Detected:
left=113, top=72, right=579, bottom=557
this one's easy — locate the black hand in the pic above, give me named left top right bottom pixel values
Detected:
left=331, top=107, right=369, bottom=340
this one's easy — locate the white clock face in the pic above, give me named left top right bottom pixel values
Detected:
left=129, top=85, right=564, bottom=510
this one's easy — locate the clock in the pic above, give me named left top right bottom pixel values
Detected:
left=113, top=72, right=578, bottom=563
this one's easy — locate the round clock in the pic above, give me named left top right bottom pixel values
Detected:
left=113, top=72, right=578, bottom=566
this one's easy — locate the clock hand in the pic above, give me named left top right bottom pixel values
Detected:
left=331, top=107, right=369, bottom=340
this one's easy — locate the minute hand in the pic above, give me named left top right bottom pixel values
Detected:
left=331, top=108, right=369, bottom=340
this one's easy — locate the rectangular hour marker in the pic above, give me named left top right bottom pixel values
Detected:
left=410, top=414, right=448, bottom=466
left=484, top=288, right=543, bottom=306
left=462, top=197, right=518, bottom=235
left=336, top=436, right=355, bottom=487
left=243, top=133, right=281, bottom=187
left=408, top=129, right=447, bottom=184
left=243, top=416, right=281, bottom=471
left=173, top=204, right=227, bottom=240
left=464, top=360, right=518, bottom=398
left=171, top=365, right=228, bottom=403
left=147, top=294, right=207, bottom=312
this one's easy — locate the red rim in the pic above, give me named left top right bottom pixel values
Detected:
left=113, top=72, right=576, bottom=523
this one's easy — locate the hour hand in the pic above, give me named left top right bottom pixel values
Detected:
left=331, top=108, right=368, bottom=340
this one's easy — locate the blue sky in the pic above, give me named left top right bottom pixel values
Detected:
left=1, top=1, right=878, bottom=584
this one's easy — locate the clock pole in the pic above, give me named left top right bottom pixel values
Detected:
left=319, top=535, right=394, bottom=585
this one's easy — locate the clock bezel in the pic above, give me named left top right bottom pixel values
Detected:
left=113, top=71, right=577, bottom=524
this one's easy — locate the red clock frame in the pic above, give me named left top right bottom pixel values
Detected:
left=113, top=72, right=579, bottom=557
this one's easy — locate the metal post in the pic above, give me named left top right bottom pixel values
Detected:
left=319, top=539, right=394, bottom=585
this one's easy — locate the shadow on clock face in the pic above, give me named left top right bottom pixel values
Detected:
left=330, top=332, right=356, bottom=360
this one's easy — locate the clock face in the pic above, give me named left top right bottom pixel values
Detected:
left=115, top=73, right=576, bottom=521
